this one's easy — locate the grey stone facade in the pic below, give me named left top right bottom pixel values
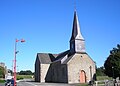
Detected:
left=35, top=10, right=96, bottom=84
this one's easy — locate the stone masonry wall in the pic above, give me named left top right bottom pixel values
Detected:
left=50, top=61, right=68, bottom=83
left=40, top=64, right=50, bottom=82
left=67, top=53, right=96, bottom=84
left=35, top=57, right=40, bottom=82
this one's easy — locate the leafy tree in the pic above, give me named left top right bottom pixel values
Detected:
left=25, top=70, right=33, bottom=75
left=19, top=70, right=33, bottom=75
left=104, top=44, right=120, bottom=79
left=96, top=66, right=106, bottom=76
left=0, top=66, right=5, bottom=78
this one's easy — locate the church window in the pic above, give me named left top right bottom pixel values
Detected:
left=81, top=56, right=82, bottom=58
left=89, top=66, right=92, bottom=80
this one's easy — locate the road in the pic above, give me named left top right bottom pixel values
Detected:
left=16, top=79, right=76, bottom=86
left=17, top=81, right=76, bottom=86
left=0, top=82, right=77, bottom=86
left=0, top=79, right=76, bottom=86
left=0, top=83, right=4, bottom=86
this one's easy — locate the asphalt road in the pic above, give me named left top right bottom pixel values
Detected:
left=16, top=79, right=76, bottom=86
left=1, top=79, right=76, bottom=86
left=1, top=82, right=75, bottom=86
left=17, top=81, right=76, bottom=86
left=0, top=83, right=4, bottom=86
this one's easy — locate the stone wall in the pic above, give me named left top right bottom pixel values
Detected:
left=45, top=61, right=68, bottom=83
left=35, top=53, right=96, bottom=84
left=41, top=64, right=50, bottom=82
left=35, top=57, right=40, bottom=82
left=67, top=53, right=96, bottom=83
left=52, top=61, right=68, bottom=83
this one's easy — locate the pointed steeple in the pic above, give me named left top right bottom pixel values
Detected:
left=70, top=10, right=85, bottom=53
left=70, top=10, right=84, bottom=41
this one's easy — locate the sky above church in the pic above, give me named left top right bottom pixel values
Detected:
left=0, top=0, right=120, bottom=72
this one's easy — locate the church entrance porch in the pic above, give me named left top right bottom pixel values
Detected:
left=80, top=70, right=86, bottom=83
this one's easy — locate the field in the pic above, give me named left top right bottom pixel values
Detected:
left=97, top=76, right=112, bottom=81
left=0, top=75, right=33, bottom=83
left=17, top=75, right=33, bottom=80
left=0, top=79, right=5, bottom=83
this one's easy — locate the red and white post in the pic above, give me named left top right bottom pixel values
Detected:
left=14, top=39, right=25, bottom=86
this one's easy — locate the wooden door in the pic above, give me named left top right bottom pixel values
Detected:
left=80, top=70, right=86, bottom=83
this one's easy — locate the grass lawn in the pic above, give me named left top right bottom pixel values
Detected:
left=0, top=80, right=5, bottom=83
left=76, top=83, right=88, bottom=86
left=17, top=75, right=33, bottom=80
left=97, top=76, right=112, bottom=81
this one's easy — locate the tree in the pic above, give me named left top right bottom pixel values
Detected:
left=19, top=70, right=33, bottom=75
left=25, top=70, right=33, bottom=75
left=104, top=44, right=120, bottom=79
left=0, top=66, right=5, bottom=78
left=96, top=66, right=106, bottom=76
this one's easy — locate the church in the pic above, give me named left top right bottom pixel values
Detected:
left=35, top=10, right=96, bottom=84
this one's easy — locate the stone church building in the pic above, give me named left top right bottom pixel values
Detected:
left=35, top=10, right=96, bottom=84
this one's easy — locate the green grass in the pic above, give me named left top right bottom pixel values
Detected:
left=76, top=83, right=88, bottom=86
left=17, top=75, right=33, bottom=80
left=0, top=80, right=5, bottom=83
left=97, top=76, right=112, bottom=81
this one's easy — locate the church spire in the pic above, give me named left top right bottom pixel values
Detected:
left=70, top=10, right=84, bottom=41
left=70, top=10, right=85, bottom=53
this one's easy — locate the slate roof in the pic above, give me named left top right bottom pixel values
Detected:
left=37, top=53, right=58, bottom=64
left=55, top=50, right=70, bottom=61
left=37, top=50, right=95, bottom=65
left=37, top=50, right=71, bottom=64
left=70, top=10, right=84, bottom=41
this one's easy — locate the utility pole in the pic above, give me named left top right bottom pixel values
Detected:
left=14, top=39, right=25, bottom=86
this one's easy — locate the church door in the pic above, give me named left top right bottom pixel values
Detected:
left=80, top=70, right=86, bottom=83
